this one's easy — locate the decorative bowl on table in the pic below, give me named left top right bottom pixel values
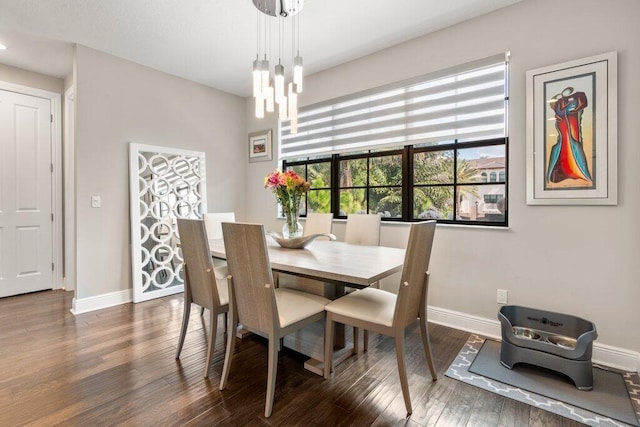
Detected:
left=268, top=232, right=336, bottom=249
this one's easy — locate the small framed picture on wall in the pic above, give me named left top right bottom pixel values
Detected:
left=248, top=129, right=272, bottom=163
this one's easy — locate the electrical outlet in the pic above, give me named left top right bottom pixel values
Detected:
left=497, top=289, right=508, bottom=304
left=91, top=195, right=101, bottom=208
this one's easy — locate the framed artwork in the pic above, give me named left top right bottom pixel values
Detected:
left=526, top=51, right=617, bottom=205
left=248, top=129, right=272, bottom=163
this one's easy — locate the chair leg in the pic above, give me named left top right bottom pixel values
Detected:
left=265, top=336, right=279, bottom=417
left=204, top=310, right=218, bottom=378
left=419, top=315, right=438, bottom=381
left=200, top=306, right=205, bottom=316
left=324, top=315, right=334, bottom=379
left=353, top=326, right=359, bottom=354
left=361, top=284, right=378, bottom=353
left=175, top=301, right=191, bottom=359
left=224, top=312, right=228, bottom=334
left=395, top=331, right=412, bottom=415
left=219, top=310, right=237, bottom=390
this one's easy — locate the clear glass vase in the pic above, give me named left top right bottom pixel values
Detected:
left=282, top=212, right=303, bottom=239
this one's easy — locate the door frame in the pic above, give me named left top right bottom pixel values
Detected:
left=64, top=85, right=75, bottom=292
left=0, top=81, right=63, bottom=290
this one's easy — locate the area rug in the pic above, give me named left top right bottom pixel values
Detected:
left=445, top=335, right=640, bottom=427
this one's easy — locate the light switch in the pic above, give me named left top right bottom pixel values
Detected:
left=91, top=196, right=101, bottom=208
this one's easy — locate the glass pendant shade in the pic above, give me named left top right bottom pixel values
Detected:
left=260, top=59, right=270, bottom=95
left=255, top=96, right=265, bottom=118
left=265, top=85, right=275, bottom=113
left=252, top=58, right=262, bottom=98
left=290, top=112, right=298, bottom=134
left=288, top=82, right=298, bottom=133
left=293, top=55, right=303, bottom=93
left=279, top=95, right=288, bottom=120
left=274, top=63, right=285, bottom=103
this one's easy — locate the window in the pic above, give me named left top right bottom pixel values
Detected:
left=412, top=140, right=506, bottom=223
left=281, top=54, right=509, bottom=226
left=338, top=150, right=403, bottom=217
left=288, top=158, right=332, bottom=214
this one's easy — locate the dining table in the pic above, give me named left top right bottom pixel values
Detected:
left=208, top=235, right=406, bottom=374
left=208, top=236, right=406, bottom=288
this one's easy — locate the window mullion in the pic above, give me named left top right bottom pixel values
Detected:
left=403, top=146, right=412, bottom=221
left=366, top=155, right=370, bottom=214
left=304, top=163, right=309, bottom=215
left=453, top=147, right=458, bottom=221
left=330, top=154, right=340, bottom=218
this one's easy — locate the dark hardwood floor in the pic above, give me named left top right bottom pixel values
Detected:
left=0, top=290, right=585, bottom=426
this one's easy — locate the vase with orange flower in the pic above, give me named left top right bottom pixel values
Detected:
left=264, top=169, right=310, bottom=238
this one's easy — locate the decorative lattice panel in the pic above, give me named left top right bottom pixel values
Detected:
left=129, top=143, right=207, bottom=303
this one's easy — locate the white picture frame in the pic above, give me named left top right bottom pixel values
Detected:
left=248, top=129, right=273, bottom=162
left=526, top=51, right=617, bottom=205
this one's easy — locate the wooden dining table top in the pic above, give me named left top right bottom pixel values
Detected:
left=208, top=237, right=405, bottom=288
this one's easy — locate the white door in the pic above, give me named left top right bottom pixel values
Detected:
left=0, top=90, right=53, bottom=298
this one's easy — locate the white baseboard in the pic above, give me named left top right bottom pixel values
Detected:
left=428, top=305, right=502, bottom=340
left=592, top=342, right=640, bottom=374
left=427, top=305, right=640, bottom=373
left=71, top=289, right=132, bottom=315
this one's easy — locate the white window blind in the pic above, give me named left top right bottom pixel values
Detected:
left=280, top=53, right=509, bottom=161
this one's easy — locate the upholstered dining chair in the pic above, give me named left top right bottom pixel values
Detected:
left=323, top=220, right=438, bottom=415
left=303, top=212, right=333, bottom=239
left=219, top=222, right=330, bottom=418
left=201, top=212, right=235, bottom=315
left=204, top=212, right=236, bottom=241
left=278, top=212, right=334, bottom=294
left=344, top=213, right=381, bottom=246
left=344, top=213, right=381, bottom=351
left=175, top=219, right=229, bottom=379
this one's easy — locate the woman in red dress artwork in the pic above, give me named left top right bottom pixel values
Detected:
left=546, top=86, right=593, bottom=185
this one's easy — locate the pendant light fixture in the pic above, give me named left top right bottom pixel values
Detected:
left=251, top=0, right=304, bottom=134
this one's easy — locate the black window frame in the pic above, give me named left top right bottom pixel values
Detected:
left=287, top=157, right=333, bottom=216
left=283, top=136, right=508, bottom=227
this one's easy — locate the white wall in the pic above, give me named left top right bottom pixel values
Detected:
left=74, top=45, right=246, bottom=300
left=0, top=62, right=64, bottom=93
left=245, top=0, right=640, bottom=356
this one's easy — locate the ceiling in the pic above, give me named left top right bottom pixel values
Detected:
left=0, top=0, right=522, bottom=97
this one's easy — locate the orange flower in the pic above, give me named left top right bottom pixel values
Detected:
left=264, top=169, right=310, bottom=215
